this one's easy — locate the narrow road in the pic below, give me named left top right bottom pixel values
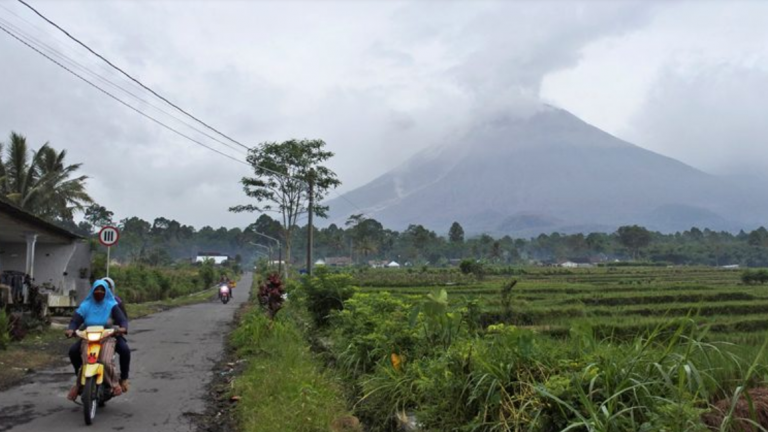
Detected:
left=0, top=273, right=251, bottom=432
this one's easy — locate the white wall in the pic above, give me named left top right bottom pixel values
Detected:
left=0, top=240, right=91, bottom=302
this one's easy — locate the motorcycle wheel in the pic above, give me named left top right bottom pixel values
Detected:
left=82, top=377, right=98, bottom=425
left=221, top=295, right=229, bottom=304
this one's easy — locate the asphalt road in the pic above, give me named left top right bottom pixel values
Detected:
left=0, top=273, right=251, bottom=432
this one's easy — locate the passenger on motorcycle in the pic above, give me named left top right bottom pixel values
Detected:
left=65, top=280, right=129, bottom=400
left=219, top=275, right=233, bottom=298
left=100, top=277, right=131, bottom=393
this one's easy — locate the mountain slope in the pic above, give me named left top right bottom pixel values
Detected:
left=327, top=106, right=763, bottom=235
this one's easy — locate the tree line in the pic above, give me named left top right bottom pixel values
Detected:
left=4, top=131, right=768, bottom=268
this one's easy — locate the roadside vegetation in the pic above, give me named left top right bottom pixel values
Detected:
left=230, top=275, right=353, bottom=432
left=229, top=265, right=768, bottom=431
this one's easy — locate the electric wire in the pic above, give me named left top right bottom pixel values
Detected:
left=17, top=0, right=251, bottom=151
left=0, top=22, right=250, bottom=166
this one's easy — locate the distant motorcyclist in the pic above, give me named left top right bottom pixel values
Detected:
left=100, top=277, right=131, bottom=393
left=219, top=275, right=233, bottom=298
left=65, top=280, right=128, bottom=400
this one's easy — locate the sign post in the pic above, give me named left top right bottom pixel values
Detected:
left=98, top=226, right=120, bottom=277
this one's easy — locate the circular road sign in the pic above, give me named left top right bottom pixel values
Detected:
left=98, top=226, right=120, bottom=247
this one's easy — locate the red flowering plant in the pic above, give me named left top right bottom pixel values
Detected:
left=258, top=273, right=285, bottom=318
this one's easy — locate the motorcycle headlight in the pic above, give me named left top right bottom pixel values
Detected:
left=87, top=332, right=102, bottom=342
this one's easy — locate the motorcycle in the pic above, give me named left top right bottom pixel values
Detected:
left=219, top=284, right=231, bottom=304
left=74, top=326, right=121, bottom=425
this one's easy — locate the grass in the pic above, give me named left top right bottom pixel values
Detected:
left=230, top=278, right=353, bottom=432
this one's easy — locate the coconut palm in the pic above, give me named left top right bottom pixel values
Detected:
left=0, top=132, right=92, bottom=220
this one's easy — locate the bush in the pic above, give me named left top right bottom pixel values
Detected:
left=459, top=259, right=486, bottom=279
left=741, top=269, right=768, bottom=285
left=331, top=292, right=418, bottom=377
left=302, top=267, right=356, bottom=327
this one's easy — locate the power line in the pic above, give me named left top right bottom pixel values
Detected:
left=10, top=1, right=310, bottom=185
left=1, top=16, right=309, bottom=186
left=5, top=2, right=317, bottom=187
left=0, top=12, right=247, bottom=156
left=0, top=22, right=250, bottom=166
left=330, top=189, right=374, bottom=219
left=17, top=0, right=251, bottom=152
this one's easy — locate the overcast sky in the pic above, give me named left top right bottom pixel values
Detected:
left=0, top=0, right=766, bottom=229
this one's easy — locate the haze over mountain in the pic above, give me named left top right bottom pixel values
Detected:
left=326, top=106, right=767, bottom=236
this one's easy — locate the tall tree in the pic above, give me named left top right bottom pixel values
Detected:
left=230, top=139, right=340, bottom=266
left=617, top=225, right=653, bottom=260
left=346, top=214, right=383, bottom=261
left=448, top=222, right=465, bottom=244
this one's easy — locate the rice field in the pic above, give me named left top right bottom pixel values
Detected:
left=355, top=266, right=768, bottom=347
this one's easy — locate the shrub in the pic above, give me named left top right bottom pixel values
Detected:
left=459, top=259, right=486, bottom=279
left=302, top=266, right=356, bottom=327
left=742, top=269, right=768, bottom=285
left=331, top=292, right=417, bottom=376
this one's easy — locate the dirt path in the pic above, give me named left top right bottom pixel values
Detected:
left=0, top=273, right=251, bottom=432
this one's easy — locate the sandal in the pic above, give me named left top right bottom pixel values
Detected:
left=112, top=384, right=123, bottom=396
left=120, top=379, right=130, bottom=393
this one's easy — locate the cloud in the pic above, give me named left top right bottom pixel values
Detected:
left=0, top=0, right=658, bottom=229
left=629, top=61, right=768, bottom=176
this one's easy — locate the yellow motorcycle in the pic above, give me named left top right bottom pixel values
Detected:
left=74, top=326, right=121, bottom=425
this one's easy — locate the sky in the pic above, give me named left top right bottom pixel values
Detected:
left=0, top=0, right=766, bottom=229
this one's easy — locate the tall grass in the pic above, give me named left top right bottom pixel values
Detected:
left=326, top=286, right=768, bottom=431
left=231, top=296, right=351, bottom=432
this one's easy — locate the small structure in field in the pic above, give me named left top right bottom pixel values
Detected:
left=387, top=261, right=401, bottom=268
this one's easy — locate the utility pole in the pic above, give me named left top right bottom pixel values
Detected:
left=306, top=169, right=315, bottom=277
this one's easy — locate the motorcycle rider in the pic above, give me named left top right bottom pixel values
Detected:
left=100, top=277, right=131, bottom=393
left=65, top=280, right=128, bottom=401
left=219, top=274, right=233, bottom=298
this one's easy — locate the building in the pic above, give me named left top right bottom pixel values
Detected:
left=368, top=260, right=389, bottom=268
left=195, top=252, right=230, bottom=265
left=387, top=261, right=401, bottom=268
left=0, top=197, right=91, bottom=306
left=559, top=259, right=594, bottom=269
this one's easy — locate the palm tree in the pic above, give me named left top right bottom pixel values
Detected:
left=33, top=145, right=93, bottom=220
left=0, top=132, right=44, bottom=207
left=0, top=132, right=92, bottom=220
